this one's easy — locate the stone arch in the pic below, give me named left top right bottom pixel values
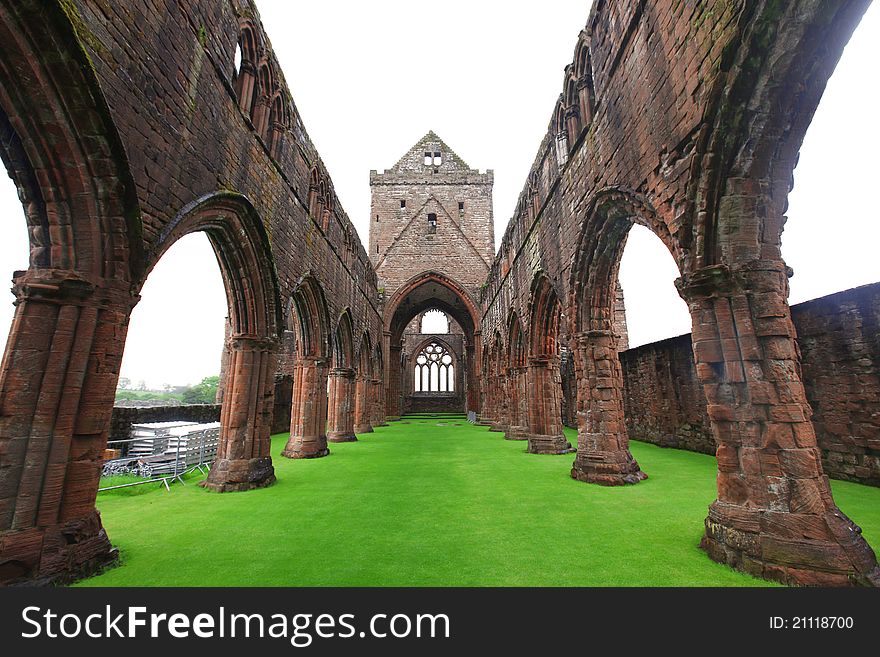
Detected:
left=0, top=0, right=144, bottom=585
left=563, top=66, right=582, bottom=146
left=327, top=310, right=357, bottom=443
left=252, top=61, right=277, bottom=135
left=523, top=274, right=573, bottom=454
left=145, top=192, right=281, bottom=339
left=503, top=313, right=528, bottom=441
left=267, top=91, right=289, bottom=158
left=146, top=192, right=281, bottom=493
left=691, top=3, right=871, bottom=271
left=553, top=97, right=568, bottom=164
left=354, top=332, right=374, bottom=434
left=567, top=187, right=670, bottom=485
left=234, top=20, right=260, bottom=118
left=484, top=331, right=506, bottom=432
left=383, top=270, right=482, bottom=417
left=384, top=271, right=480, bottom=339
left=572, top=34, right=595, bottom=130
left=288, top=274, right=331, bottom=358
left=370, top=344, right=387, bottom=428
left=282, top=275, right=332, bottom=459
left=332, top=310, right=355, bottom=369
left=676, top=2, right=880, bottom=585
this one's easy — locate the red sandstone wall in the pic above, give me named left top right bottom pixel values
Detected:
left=71, top=0, right=382, bottom=343
left=620, top=283, right=880, bottom=487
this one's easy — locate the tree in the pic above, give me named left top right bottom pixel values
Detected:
left=117, top=377, right=131, bottom=390
left=181, top=375, right=220, bottom=404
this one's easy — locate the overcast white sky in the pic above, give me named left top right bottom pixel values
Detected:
left=0, top=1, right=877, bottom=388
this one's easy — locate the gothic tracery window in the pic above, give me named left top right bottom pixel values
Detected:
left=413, top=342, right=454, bottom=392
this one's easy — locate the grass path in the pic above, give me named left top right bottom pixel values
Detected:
left=76, top=416, right=880, bottom=586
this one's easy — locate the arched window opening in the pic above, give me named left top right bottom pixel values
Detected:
left=267, top=92, right=287, bottom=158
left=420, top=309, right=449, bottom=334
left=0, top=171, right=31, bottom=358
left=119, top=232, right=227, bottom=398
left=233, top=43, right=242, bottom=76
left=233, top=25, right=258, bottom=117
left=617, top=224, right=690, bottom=349
left=783, top=2, right=880, bottom=302
left=413, top=342, right=454, bottom=392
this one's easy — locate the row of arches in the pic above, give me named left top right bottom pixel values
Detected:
left=233, top=19, right=290, bottom=158
left=282, top=281, right=385, bottom=458
left=483, top=275, right=575, bottom=455
left=0, top=1, right=385, bottom=585
left=478, top=0, right=880, bottom=587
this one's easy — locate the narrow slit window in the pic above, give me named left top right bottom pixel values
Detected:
left=400, top=200, right=406, bottom=208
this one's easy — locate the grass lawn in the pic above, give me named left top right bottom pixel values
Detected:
left=76, top=416, right=880, bottom=587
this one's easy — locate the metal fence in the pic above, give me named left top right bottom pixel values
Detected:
left=99, top=421, right=221, bottom=492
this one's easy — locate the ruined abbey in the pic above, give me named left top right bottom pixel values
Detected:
left=0, top=0, right=878, bottom=588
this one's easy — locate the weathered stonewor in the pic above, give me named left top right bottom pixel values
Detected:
left=619, top=282, right=880, bottom=486
left=678, top=264, right=880, bottom=587
left=282, top=357, right=330, bottom=459
left=354, top=372, right=374, bottom=435
left=570, top=329, right=646, bottom=485
left=486, top=367, right=505, bottom=432
left=0, top=271, right=134, bottom=585
left=504, top=367, right=529, bottom=440
left=385, top=343, right=403, bottom=420
left=203, top=335, right=277, bottom=492
left=494, top=377, right=510, bottom=434
left=327, top=368, right=357, bottom=442
left=370, top=379, right=388, bottom=427
left=525, top=356, right=574, bottom=454
left=370, top=133, right=492, bottom=417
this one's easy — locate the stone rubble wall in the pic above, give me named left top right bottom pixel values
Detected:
left=621, top=283, right=880, bottom=487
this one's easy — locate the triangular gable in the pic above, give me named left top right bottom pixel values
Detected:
left=388, top=131, right=472, bottom=173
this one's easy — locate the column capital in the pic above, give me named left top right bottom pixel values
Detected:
left=12, top=268, right=137, bottom=309
left=228, top=334, right=279, bottom=352
left=329, top=367, right=356, bottom=379
left=573, top=329, right=616, bottom=345
left=675, top=260, right=790, bottom=303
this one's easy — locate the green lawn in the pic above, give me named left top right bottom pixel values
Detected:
left=76, top=416, right=880, bottom=587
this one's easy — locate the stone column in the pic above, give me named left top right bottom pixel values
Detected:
left=678, top=263, right=879, bottom=586
left=282, top=357, right=329, bottom=459
left=478, top=367, right=494, bottom=426
left=0, top=270, right=135, bottom=585
left=489, top=371, right=507, bottom=432
left=386, top=344, right=402, bottom=419
left=327, top=367, right=357, bottom=442
left=370, top=378, right=387, bottom=427
left=354, top=372, right=374, bottom=434
left=203, top=334, right=278, bottom=492
left=525, top=355, right=574, bottom=454
left=504, top=367, right=528, bottom=440
left=570, top=328, right=647, bottom=485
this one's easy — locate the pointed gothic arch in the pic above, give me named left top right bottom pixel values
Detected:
left=282, top=275, right=332, bottom=459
